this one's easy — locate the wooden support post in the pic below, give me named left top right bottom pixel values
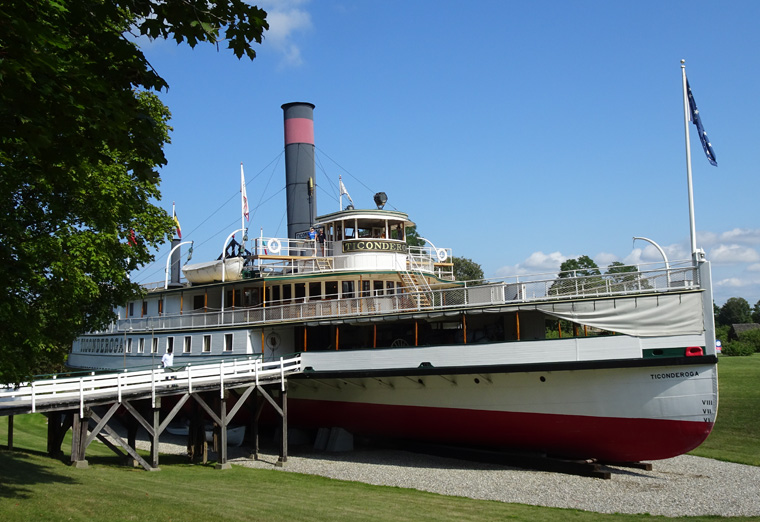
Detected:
left=7, top=415, right=13, bottom=451
left=215, top=392, right=231, bottom=470
left=516, top=311, right=521, bottom=341
left=151, top=398, right=161, bottom=469
left=127, top=416, right=139, bottom=467
left=277, top=382, right=288, bottom=467
left=71, top=409, right=90, bottom=468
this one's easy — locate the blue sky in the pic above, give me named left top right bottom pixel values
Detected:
left=133, top=0, right=760, bottom=306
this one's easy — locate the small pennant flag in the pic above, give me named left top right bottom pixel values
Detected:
left=241, top=163, right=249, bottom=222
left=173, top=211, right=182, bottom=239
left=686, top=78, right=717, bottom=166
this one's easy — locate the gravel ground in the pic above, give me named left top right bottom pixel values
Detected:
left=137, top=435, right=760, bottom=517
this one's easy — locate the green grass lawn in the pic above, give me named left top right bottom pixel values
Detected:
left=1, top=355, right=758, bottom=522
left=689, top=353, right=760, bottom=466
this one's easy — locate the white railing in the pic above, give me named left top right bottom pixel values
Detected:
left=0, top=356, right=302, bottom=415
left=99, top=261, right=699, bottom=336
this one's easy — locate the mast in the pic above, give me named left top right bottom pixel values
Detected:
left=680, top=60, right=698, bottom=263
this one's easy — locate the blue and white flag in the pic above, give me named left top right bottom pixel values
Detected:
left=686, top=78, right=717, bottom=166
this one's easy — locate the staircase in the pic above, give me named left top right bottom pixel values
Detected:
left=315, top=257, right=333, bottom=272
left=399, top=271, right=432, bottom=308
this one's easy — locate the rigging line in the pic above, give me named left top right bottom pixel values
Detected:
left=314, top=145, right=377, bottom=195
left=314, top=153, right=340, bottom=205
left=134, top=153, right=286, bottom=282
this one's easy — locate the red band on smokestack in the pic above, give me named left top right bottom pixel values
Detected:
left=284, top=117, right=314, bottom=145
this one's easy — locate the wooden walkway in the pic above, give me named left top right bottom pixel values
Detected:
left=0, top=356, right=302, bottom=471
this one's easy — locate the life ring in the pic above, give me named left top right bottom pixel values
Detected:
left=265, top=332, right=281, bottom=349
left=268, top=238, right=281, bottom=254
left=436, top=248, right=448, bottom=262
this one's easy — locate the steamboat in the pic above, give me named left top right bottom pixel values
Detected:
left=67, top=102, right=718, bottom=462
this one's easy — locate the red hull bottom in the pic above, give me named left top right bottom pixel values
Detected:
left=289, top=398, right=714, bottom=462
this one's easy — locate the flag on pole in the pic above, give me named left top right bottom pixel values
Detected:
left=339, top=176, right=354, bottom=207
left=686, top=78, right=717, bottom=166
left=173, top=211, right=182, bottom=239
left=240, top=163, right=249, bottom=222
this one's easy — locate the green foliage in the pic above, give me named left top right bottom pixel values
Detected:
left=604, top=261, right=649, bottom=292
left=0, top=1, right=268, bottom=384
left=753, top=300, right=760, bottom=323
left=737, top=327, right=760, bottom=353
left=452, top=256, right=484, bottom=283
left=405, top=224, right=425, bottom=247
left=722, top=340, right=755, bottom=357
left=716, top=297, right=752, bottom=326
left=714, top=324, right=730, bottom=347
left=549, top=255, right=601, bottom=296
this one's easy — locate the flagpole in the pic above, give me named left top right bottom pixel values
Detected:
left=681, top=60, right=698, bottom=263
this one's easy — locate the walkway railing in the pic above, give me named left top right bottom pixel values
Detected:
left=0, top=355, right=302, bottom=416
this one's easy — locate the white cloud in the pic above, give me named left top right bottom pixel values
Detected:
left=709, top=244, right=760, bottom=264
left=748, top=263, right=760, bottom=272
left=595, top=252, right=619, bottom=266
left=715, top=277, right=749, bottom=288
left=493, top=251, right=566, bottom=278
left=260, top=0, right=312, bottom=67
left=719, top=228, right=760, bottom=245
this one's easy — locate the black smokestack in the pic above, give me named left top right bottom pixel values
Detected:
left=282, top=102, right=316, bottom=238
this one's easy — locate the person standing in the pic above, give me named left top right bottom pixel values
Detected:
left=161, top=345, right=174, bottom=368
left=317, top=227, right=326, bottom=256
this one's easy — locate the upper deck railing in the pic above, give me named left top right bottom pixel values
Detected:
left=93, top=260, right=699, bottom=336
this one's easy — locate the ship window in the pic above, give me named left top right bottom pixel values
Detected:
left=203, top=335, right=211, bottom=353
left=309, top=282, right=321, bottom=301
left=342, top=281, right=354, bottom=298
left=128, top=303, right=134, bottom=317
left=295, top=283, right=306, bottom=302
left=151, top=338, right=158, bottom=353
left=158, top=299, right=163, bottom=315
left=361, top=280, right=371, bottom=298
left=126, top=338, right=132, bottom=353
left=358, top=227, right=372, bottom=238
left=344, top=226, right=355, bottom=239
left=272, top=286, right=281, bottom=302
left=224, top=333, right=233, bottom=352
left=386, top=281, right=395, bottom=295
left=141, top=301, right=148, bottom=316
left=167, top=337, right=174, bottom=353
left=184, top=336, right=192, bottom=353
left=373, top=281, right=384, bottom=296
left=325, top=281, right=338, bottom=299
left=243, top=288, right=258, bottom=306
left=193, top=295, right=205, bottom=310
left=282, top=284, right=292, bottom=302
left=138, top=338, right=145, bottom=353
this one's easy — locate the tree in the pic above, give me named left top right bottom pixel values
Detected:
left=605, top=261, right=649, bottom=292
left=717, top=297, right=752, bottom=327
left=405, top=225, right=425, bottom=247
left=549, top=255, right=601, bottom=296
left=752, top=300, right=760, bottom=324
left=452, top=257, right=484, bottom=283
left=0, top=1, right=268, bottom=384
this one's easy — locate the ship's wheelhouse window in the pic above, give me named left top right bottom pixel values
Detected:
left=344, top=226, right=355, bottom=239
left=141, top=301, right=148, bottom=316
left=309, top=282, right=321, bottom=301
left=342, top=281, right=354, bottom=298
left=151, top=338, right=158, bottom=353
left=224, top=333, right=233, bottom=352
left=373, top=281, right=384, bottom=296
left=203, top=335, right=211, bottom=353
left=325, top=281, right=338, bottom=298
left=193, top=295, right=205, bottom=310
left=386, top=281, right=396, bottom=295
left=127, top=338, right=133, bottom=353
left=358, top=226, right=372, bottom=238
left=184, top=336, right=192, bottom=353
left=167, top=337, right=174, bottom=353
left=138, top=338, right=145, bottom=353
